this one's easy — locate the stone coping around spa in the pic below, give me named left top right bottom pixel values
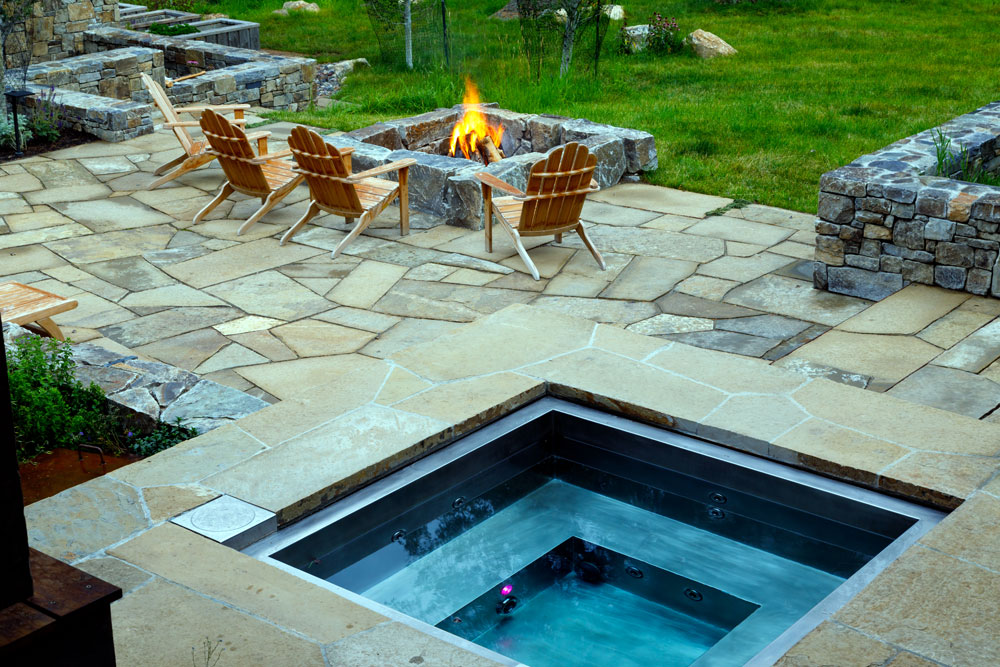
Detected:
left=816, top=101, right=1000, bottom=300
left=24, top=304, right=1000, bottom=666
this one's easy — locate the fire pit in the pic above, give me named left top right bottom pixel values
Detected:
left=326, top=80, right=657, bottom=228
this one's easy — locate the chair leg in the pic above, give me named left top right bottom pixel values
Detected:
left=153, top=153, right=186, bottom=176
left=149, top=153, right=214, bottom=190
left=240, top=179, right=300, bottom=235
left=193, top=182, right=234, bottom=224
left=35, top=317, right=65, bottom=341
left=511, top=233, right=540, bottom=281
left=281, top=201, right=320, bottom=246
left=399, top=168, right=410, bottom=236
left=332, top=211, right=373, bottom=259
left=577, top=223, right=606, bottom=270
left=482, top=183, right=493, bottom=253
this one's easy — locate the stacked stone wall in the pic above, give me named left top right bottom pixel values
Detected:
left=816, top=102, right=1000, bottom=300
left=83, top=27, right=314, bottom=111
left=26, top=46, right=163, bottom=103
left=21, top=0, right=119, bottom=62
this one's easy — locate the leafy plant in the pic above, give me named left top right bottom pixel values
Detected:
left=7, top=335, right=198, bottom=462
left=143, top=0, right=199, bottom=12
left=0, top=113, right=32, bottom=151
left=148, top=22, right=200, bottom=36
left=130, top=419, right=199, bottom=457
left=646, top=12, right=682, bottom=54
left=7, top=335, right=110, bottom=461
left=933, top=130, right=1000, bottom=187
left=25, top=85, right=63, bottom=145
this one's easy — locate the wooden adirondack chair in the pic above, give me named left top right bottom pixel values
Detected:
left=282, top=126, right=418, bottom=258
left=0, top=282, right=78, bottom=340
left=192, top=109, right=306, bottom=234
left=140, top=73, right=264, bottom=190
left=475, top=142, right=605, bottom=280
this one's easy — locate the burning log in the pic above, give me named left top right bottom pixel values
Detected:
left=479, top=135, right=504, bottom=165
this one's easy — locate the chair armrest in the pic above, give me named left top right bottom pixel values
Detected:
left=349, top=158, right=418, bottom=181
left=174, top=104, right=252, bottom=113
left=245, top=131, right=271, bottom=141
left=166, top=119, right=246, bottom=128
left=251, top=148, right=293, bottom=163
left=475, top=172, right=526, bottom=196
left=589, top=178, right=600, bottom=191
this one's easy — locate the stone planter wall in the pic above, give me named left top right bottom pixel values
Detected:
left=3, top=323, right=268, bottom=436
left=10, top=0, right=120, bottom=63
left=335, top=104, right=658, bottom=229
left=23, top=83, right=153, bottom=142
left=816, top=101, right=1000, bottom=300
left=27, top=46, right=164, bottom=103
left=83, top=27, right=314, bottom=110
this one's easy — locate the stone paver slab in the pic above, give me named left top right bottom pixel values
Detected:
left=44, top=224, right=174, bottom=264
left=54, top=197, right=173, bottom=233
left=328, top=260, right=408, bottom=309
left=314, top=306, right=401, bottom=333
left=531, top=295, right=659, bottom=325
left=163, top=238, right=322, bottom=289
left=648, top=343, right=807, bottom=394
left=592, top=323, right=669, bottom=360
left=361, top=317, right=463, bottom=359
left=272, top=319, right=375, bottom=356
left=326, top=621, right=501, bottom=666
left=4, top=208, right=74, bottom=232
left=501, top=245, right=575, bottom=278
left=725, top=275, right=870, bottom=326
left=230, top=330, right=297, bottom=362
left=880, top=453, right=996, bottom=508
left=663, top=329, right=778, bottom=357
left=699, top=394, right=809, bottom=455
left=236, top=353, right=389, bottom=401
left=99, top=306, right=242, bottom=348
left=135, top=328, right=231, bottom=371
left=775, top=621, right=895, bottom=667
left=600, top=256, right=696, bottom=300
left=112, top=524, right=387, bottom=644
left=697, top=252, right=794, bottom=283
left=715, top=314, right=811, bottom=340
left=770, top=419, right=908, bottom=487
left=375, top=367, right=434, bottom=405
left=580, top=200, right=662, bottom=226
left=111, top=579, right=325, bottom=667
left=207, top=271, right=331, bottom=321
left=835, top=546, right=1000, bottom=666
left=110, top=424, right=265, bottom=488
left=656, top=292, right=760, bottom=319
left=887, top=365, right=1000, bottom=418
left=25, top=476, right=147, bottom=562
left=919, top=492, right=1000, bottom=572
left=791, top=379, right=1000, bottom=456
left=390, top=304, right=594, bottom=382
left=524, top=347, right=728, bottom=431
left=214, top=315, right=285, bottom=335
left=675, top=274, right=739, bottom=301
left=375, top=280, right=536, bottom=322
left=205, top=404, right=451, bottom=520
left=142, top=484, right=218, bottom=521
left=76, top=557, right=152, bottom=595
left=84, top=256, right=175, bottom=292
left=917, top=307, right=995, bottom=349
left=120, top=284, right=226, bottom=309
left=686, top=216, right=793, bottom=246
left=52, top=292, right=135, bottom=329
left=561, top=224, right=725, bottom=263
left=626, top=314, right=714, bottom=335
left=0, top=223, right=91, bottom=250
left=590, top=183, right=731, bottom=218
left=780, top=330, right=941, bottom=384
left=933, top=318, right=1000, bottom=373
left=195, top=343, right=269, bottom=374
left=395, top=372, right=544, bottom=433
left=25, top=183, right=112, bottom=205
left=837, top=284, right=969, bottom=335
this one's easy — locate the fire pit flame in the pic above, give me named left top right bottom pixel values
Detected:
left=449, top=77, right=505, bottom=163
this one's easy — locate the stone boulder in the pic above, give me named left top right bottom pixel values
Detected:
left=623, top=25, right=651, bottom=52
left=688, top=29, right=737, bottom=59
left=273, top=1, right=320, bottom=16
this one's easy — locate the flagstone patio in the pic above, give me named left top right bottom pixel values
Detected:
left=4, top=119, right=1000, bottom=422
left=8, top=118, right=1000, bottom=667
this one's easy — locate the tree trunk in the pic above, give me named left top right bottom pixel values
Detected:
left=559, top=7, right=579, bottom=77
left=404, top=0, right=413, bottom=69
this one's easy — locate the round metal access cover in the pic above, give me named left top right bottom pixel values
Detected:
left=190, top=502, right=256, bottom=533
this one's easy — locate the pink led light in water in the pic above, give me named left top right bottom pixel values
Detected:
left=501, top=585, right=513, bottom=596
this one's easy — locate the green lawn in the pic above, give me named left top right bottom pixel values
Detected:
left=191, top=0, right=1000, bottom=212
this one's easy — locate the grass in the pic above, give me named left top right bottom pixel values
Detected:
left=190, top=0, right=1000, bottom=212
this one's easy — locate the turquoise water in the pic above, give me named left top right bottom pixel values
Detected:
left=476, top=576, right=726, bottom=667
left=358, top=480, right=845, bottom=666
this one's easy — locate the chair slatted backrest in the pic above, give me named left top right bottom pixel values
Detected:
left=520, top=142, right=596, bottom=233
left=199, top=109, right=270, bottom=195
left=288, top=127, right=364, bottom=214
left=140, top=72, right=195, bottom=155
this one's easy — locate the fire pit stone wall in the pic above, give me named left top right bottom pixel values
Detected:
left=334, top=104, right=657, bottom=228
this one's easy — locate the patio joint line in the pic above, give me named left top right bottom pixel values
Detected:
left=913, top=543, right=1000, bottom=577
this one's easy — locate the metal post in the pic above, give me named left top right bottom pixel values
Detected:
left=404, top=0, right=413, bottom=69
left=0, top=314, right=33, bottom=607
left=441, top=0, right=451, bottom=68
left=11, top=95, right=22, bottom=156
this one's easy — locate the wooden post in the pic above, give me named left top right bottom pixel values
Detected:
left=404, top=0, right=413, bottom=69
left=0, top=315, right=32, bottom=608
left=399, top=166, right=410, bottom=236
left=441, top=0, right=450, bottom=67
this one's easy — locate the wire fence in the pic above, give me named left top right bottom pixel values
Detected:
left=362, top=0, right=452, bottom=69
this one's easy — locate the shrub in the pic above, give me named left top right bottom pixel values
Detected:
left=6, top=335, right=198, bottom=462
left=147, top=22, right=200, bottom=36
left=647, top=13, right=682, bottom=54
left=25, top=86, right=63, bottom=145
left=0, top=113, right=33, bottom=151
left=933, top=130, right=1000, bottom=187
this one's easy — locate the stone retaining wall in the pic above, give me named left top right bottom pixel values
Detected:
left=816, top=101, right=1000, bottom=300
left=18, top=0, right=119, bottom=62
left=83, top=27, right=315, bottom=110
left=3, top=323, right=268, bottom=436
left=335, top=105, right=658, bottom=228
left=24, top=83, right=153, bottom=142
left=27, top=46, right=163, bottom=103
